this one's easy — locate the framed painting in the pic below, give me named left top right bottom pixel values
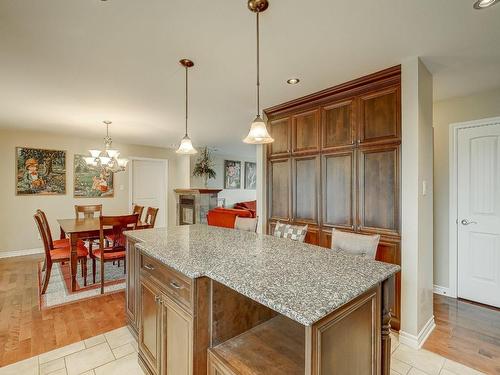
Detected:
left=74, top=154, right=114, bottom=198
left=16, top=147, right=66, bottom=195
left=244, top=161, right=256, bottom=189
left=224, top=160, right=241, bottom=189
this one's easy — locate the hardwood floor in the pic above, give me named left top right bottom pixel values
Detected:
left=424, top=294, right=500, bottom=374
left=0, top=254, right=126, bottom=367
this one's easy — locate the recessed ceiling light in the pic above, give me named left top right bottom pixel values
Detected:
left=287, top=78, right=300, bottom=85
left=473, top=0, right=499, bottom=9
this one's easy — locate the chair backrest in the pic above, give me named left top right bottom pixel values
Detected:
left=99, top=214, right=139, bottom=252
left=273, top=221, right=308, bottom=242
left=75, top=204, right=103, bottom=219
left=34, top=211, right=53, bottom=262
left=144, top=207, right=159, bottom=228
left=234, top=216, right=258, bottom=232
left=132, top=205, right=145, bottom=221
left=36, top=209, right=54, bottom=248
left=330, top=229, right=380, bottom=259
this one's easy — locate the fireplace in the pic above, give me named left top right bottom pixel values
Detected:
left=174, top=189, right=222, bottom=225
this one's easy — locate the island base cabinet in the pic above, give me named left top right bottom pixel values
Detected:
left=138, top=276, right=193, bottom=375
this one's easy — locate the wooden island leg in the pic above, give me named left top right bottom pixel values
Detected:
left=70, top=233, right=78, bottom=292
left=381, top=275, right=395, bottom=375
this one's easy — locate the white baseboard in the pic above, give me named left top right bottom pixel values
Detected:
left=399, top=316, right=436, bottom=349
left=0, top=247, right=43, bottom=259
left=433, top=285, right=452, bottom=297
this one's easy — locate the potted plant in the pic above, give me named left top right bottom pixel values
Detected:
left=192, top=147, right=216, bottom=187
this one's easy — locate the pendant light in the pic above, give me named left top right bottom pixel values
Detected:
left=243, top=0, right=274, bottom=144
left=176, top=59, right=198, bottom=154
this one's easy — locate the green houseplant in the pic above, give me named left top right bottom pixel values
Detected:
left=192, top=147, right=216, bottom=187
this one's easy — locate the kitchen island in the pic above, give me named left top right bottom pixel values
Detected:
left=125, top=224, right=400, bottom=375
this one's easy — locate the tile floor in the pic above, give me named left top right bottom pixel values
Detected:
left=0, top=326, right=486, bottom=375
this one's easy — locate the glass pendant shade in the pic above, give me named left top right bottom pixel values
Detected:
left=89, top=149, right=102, bottom=158
left=106, top=149, right=120, bottom=158
left=243, top=115, right=274, bottom=144
left=176, top=135, right=198, bottom=154
left=99, top=156, right=111, bottom=165
left=117, top=158, right=129, bottom=168
left=84, top=156, right=97, bottom=166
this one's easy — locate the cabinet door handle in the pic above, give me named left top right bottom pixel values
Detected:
left=154, top=295, right=161, bottom=303
left=144, top=264, right=155, bottom=271
left=170, top=281, right=182, bottom=290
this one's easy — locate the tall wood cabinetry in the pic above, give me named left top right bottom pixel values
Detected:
left=265, top=66, right=402, bottom=330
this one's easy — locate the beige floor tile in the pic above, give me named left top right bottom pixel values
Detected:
left=392, top=357, right=412, bottom=375
left=0, top=356, right=39, bottom=375
left=393, top=344, right=445, bottom=375
left=442, top=360, right=485, bottom=375
left=39, top=341, right=86, bottom=365
left=46, top=369, right=67, bottom=375
left=409, top=368, right=430, bottom=375
left=112, top=343, right=136, bottom=359
left=104, top=327, right=135, bottom=349
left=392, top=371, right=402, bottom=375
left=391, top=332, right=401, bottom=353
left=94, top=353, right=144, bottom=375
left=84, top=335, right=106, bottom=348
left=39, top=358, right=65, bottom=375
left=64, top=342, right=114, bottom=375
left=78, top=371, right=94, bottom=375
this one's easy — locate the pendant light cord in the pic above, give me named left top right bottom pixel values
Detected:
left=185, top=65, right=189, bottom=137
left=256, top=11, right=260, bottom=117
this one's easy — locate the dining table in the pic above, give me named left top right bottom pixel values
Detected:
left=57, top=217, right=148, bottom=292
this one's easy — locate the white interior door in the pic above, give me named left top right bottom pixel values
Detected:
left=131, top=159, right=167, bottom=228
left=457, top=122, right=500, bottom=307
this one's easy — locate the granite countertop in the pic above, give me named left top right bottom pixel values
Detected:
left=126, top=224, right=400, bottom=326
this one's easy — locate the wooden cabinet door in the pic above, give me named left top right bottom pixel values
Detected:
left=322, top=151, right=355, bottom=230
left=126, top=239, right=137, bottom=332
left=268, top=117, right=291, bottom=157
left=268, top=158, right=291, bottom=221
left=139, top=277, right=162, bottom=375
left=293, top=155, right=319, bottom=224
left=292, top=109, right=319, bottom=154
left=321, top=99, right=355, bottom=150
left=358, top=145, right=400, bottom=236
left=163, top=297, right=193, bottom=375
left=359, top=86, right=400, bottom=145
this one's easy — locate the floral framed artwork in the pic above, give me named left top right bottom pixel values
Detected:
left=244, top=161, right=256, bottom=189
left=224, top=160, right=241, bottom=189
left=16, top=147, right=66, bottom=195
left=74, top=154, right=114, bottom=198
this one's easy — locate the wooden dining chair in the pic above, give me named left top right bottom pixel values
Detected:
left=132, top=204, right=145, bottom=222
left=34, top=211, right=90, bottom=293
left=95, top=214, right=139, bottom=294
left=75, top=204, right=103, bottom=251
left=143, top=207, right=159, bottom=228
left=36, top=209, right=84, bottom=251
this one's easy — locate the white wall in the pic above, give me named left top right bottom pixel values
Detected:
left=400, top=57, right=434, bottom=348
left=190, top=152, right=257, bottom=207
left=0, top=128, right=189, bottom=254
left=433, top=88, right=500, bottom=288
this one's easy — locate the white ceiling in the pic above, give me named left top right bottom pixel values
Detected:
left=0, top=0, right=499, bottom=156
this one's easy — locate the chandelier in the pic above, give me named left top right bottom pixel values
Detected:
left=84, top=121, right=129, bottom=173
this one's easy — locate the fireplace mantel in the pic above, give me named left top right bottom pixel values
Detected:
left=174, top=188, right=222, bottom=195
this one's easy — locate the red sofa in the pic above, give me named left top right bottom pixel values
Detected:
left=206, top=201, right=257, bottom=228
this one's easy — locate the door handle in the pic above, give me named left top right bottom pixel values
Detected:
left=144, top=264, right=155, bottom=271
left=461, top=219, right=478, bottom=225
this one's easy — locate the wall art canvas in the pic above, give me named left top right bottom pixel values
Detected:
left=16, top=147, right=66, bottom=195
left=74, top=154, right=114, bottom=198
left=244, top=161, right=256, bottom=190
left=224, top=160, right=241, bottom=189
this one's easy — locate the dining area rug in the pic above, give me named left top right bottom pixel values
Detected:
left=38, top=258, right=126, bottom=309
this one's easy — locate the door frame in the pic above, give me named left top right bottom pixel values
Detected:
left=128, top=156, right=169, bottom=228
left=448, top=116, right=500, bottom=298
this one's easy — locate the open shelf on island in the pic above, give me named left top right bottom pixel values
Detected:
left=208, top=315, right=305, bottom=375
